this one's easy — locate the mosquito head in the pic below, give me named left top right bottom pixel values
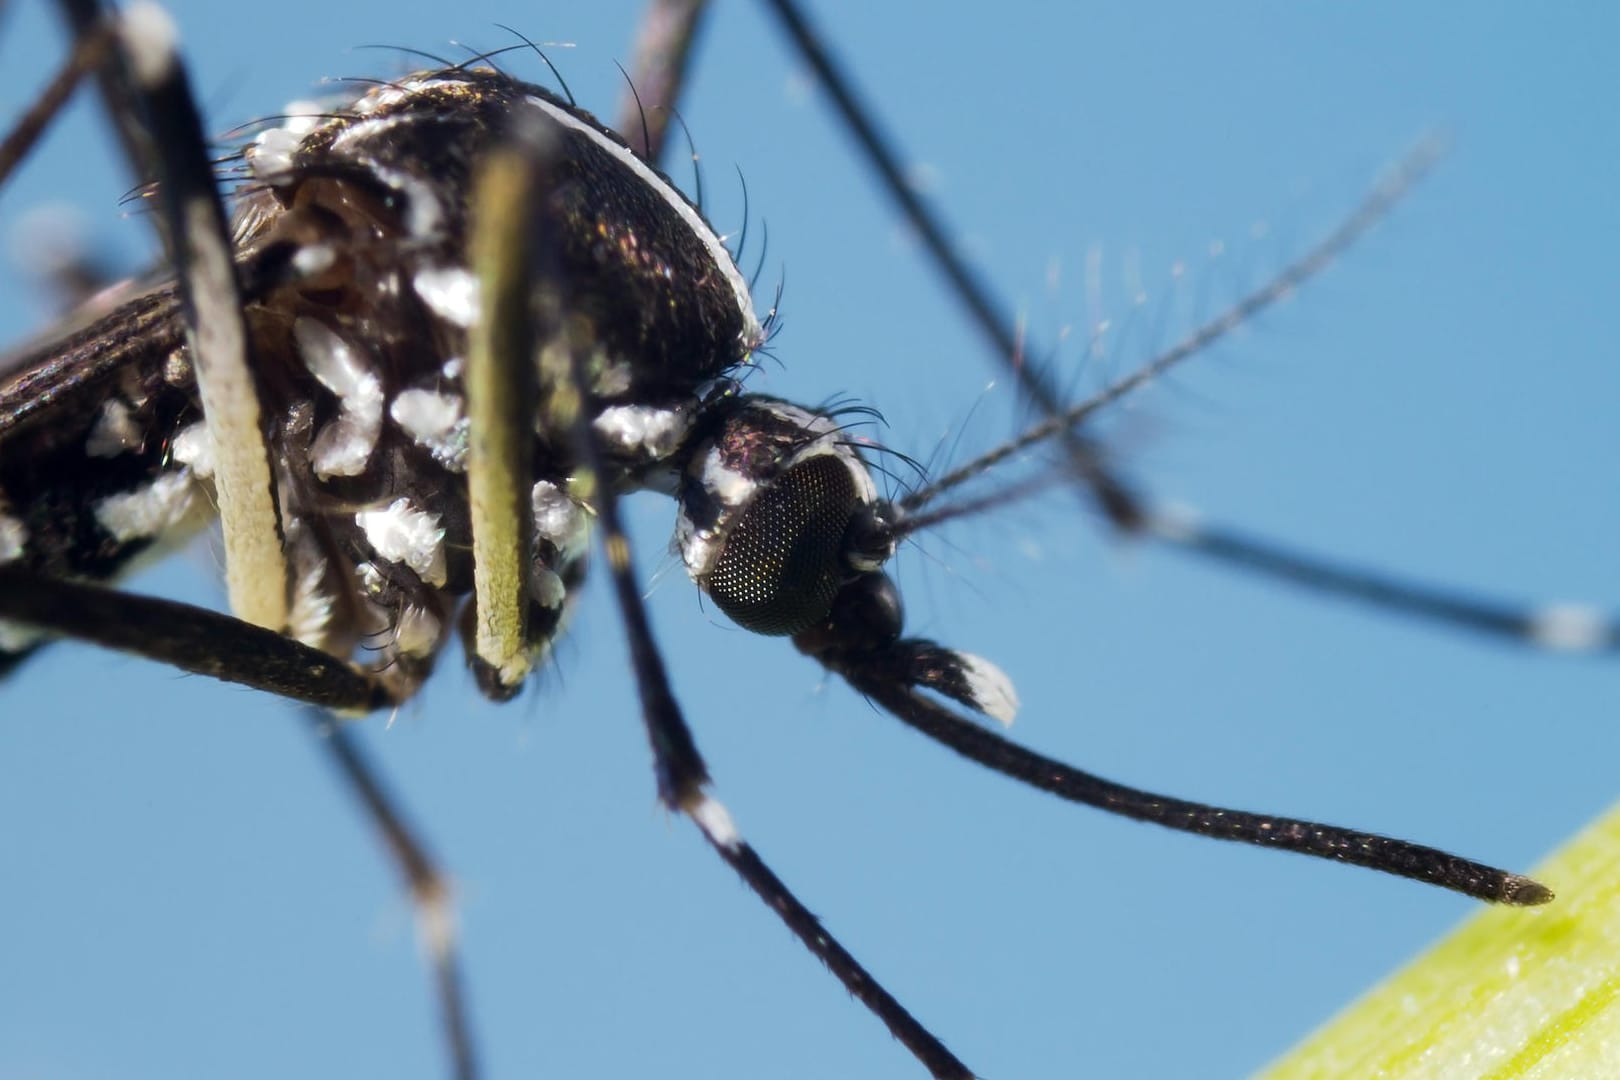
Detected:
left=674, top=395, right=901, bottom=637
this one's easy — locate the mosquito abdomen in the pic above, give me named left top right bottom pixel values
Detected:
left=0, top=285, right=206, bottom=569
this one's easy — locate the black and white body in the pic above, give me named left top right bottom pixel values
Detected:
left=1, top=60, right=1021, bottom=740
left=5, top=70, right=741, bottom=686
left=1, top=4, right=1615, bottom=1079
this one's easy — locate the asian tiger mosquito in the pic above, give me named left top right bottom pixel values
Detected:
left=1, top=2, right=1616, bottom=1078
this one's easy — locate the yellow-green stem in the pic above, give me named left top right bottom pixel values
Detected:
left=1258, top=801, right=1620, bottom=1079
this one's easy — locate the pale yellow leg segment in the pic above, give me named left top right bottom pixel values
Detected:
left=120, top=3, right=289, bottom=631
left=464, top=144, right=543, bottom=690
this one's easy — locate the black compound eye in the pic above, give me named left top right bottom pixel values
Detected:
left=708, top=455, right=860, bottom=636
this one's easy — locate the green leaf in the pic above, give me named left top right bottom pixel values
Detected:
left=1258, top=802, right=1620, bottom=1079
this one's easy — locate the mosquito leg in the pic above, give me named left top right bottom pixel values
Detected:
left=0, top=17, right=111, bottom=188
left=1144, top=508, right=1619, bottom=654
left=303, top=709, right=478, bottom=1080
left=752, top=10, right=1583, bottom=662
left=50, top=0, right=157, bottom=194
left=1, top=16, right=121, bottom=309
left=763, top=0, right=1468, bottom=564
left=758, top=0, right=1140, bottom=531
left=0, top=566, right=478, bottom=1076
left=0, top=567, right=387, bottom=710
left=896, top=139, right=1446, bottom=515
left=758, top=0, right=1022, bottom=374
left=892, top=401, right=1617, bottom=655
left=456, top=113, right=604, bottom=703
left=882, top=129, right=1617, bottom=656
left=615, top=0, right=711, bottom=163
left=474, top=120, right=977, bottom=1080
left=61, top=0, right=290, bottom=630
left=898, top=479, right=1618, bottom=654
left=462, top=133, right=538, bottom=698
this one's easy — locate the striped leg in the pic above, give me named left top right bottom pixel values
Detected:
left=752, top=0, right=1618, bottom=658
left=80, top=0, right=289, bottom=631
left=468, top=113, right=979, bottom=1080
left=20, top=7, right=482, bottom=1074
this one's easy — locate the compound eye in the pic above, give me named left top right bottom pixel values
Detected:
left=708, top=455, right=861, bottom=636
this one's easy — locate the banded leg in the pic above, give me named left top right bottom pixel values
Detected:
left=0, top=15, right=110, bottom=186
left=0, top=567, right=480, bottom=1080
left=12, top=8, right=482, bottom=1075
left=614, top=0, right=710, bottom=163
left=304, top=709, right=478, bottom=1080
left=0, top=3, right=119, bottom=308
left=757, top=0, right=1139, bottom=530
left=1141, top=507, right=1620, bottom=654
left=752, top=0, right=1618, bottom=656
left=470, top=116, right=978, bottom=1080
left=0, top=568, right=383, bottom=708
left=68, top=0, right=289, bottom=630
left=887, top=245, right=1620, bottom=655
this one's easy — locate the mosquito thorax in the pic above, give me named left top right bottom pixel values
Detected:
left=226, top=68, right=774, bottom=694
left=236, top=68, right=765, bottom=390
left=674, top=396, right=896, bottom=637
left=0, top=66, right=774, bottom=694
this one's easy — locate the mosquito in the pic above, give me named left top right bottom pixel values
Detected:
left=1, top=3, right=1614, bottom=1079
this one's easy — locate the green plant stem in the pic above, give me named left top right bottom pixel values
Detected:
left=1259, top=801, right=1620, bottom=1079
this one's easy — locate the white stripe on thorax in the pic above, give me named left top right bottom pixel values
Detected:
left=521, top=93, right=764, bottom=351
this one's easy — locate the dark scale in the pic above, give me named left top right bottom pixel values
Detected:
left=2, top=9, right=1611, bottom=1079
left=0, top=283, right=201, bottom=667
left=0, top=68, right=778, bottom=695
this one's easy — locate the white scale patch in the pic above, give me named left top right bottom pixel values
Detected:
left=689, top=794, right=742, bottom=851
left=284, top=545, right=335, bottom=650
left=162, top=348, right=189, bottom=387
left=1144, top=502, right=1203, bottom=543
left=292, top=243, right=336, bottom=279
left=393, top=604, right=443, bottom=659
left=953, top=652, right=1021, bottom=726
left=85, top=400, right=142, bottom=458
left=0, top=619, right=43, bottom=654
left=593, top=359, right=633, bottom=397
left=119, top=2, right=178, bottom=87
left=347, top=163, right=445, bottom=240
left=169, top=421, right=215, bottom=479
left=701, top=454, right=756, bottom=506
left=676, top=457, right=756, bottom=582
left=593, top=403, right=694, bottom=459
left=355, top=497, right=447, bottom=588
left=529, top=567, right=566, bottom=611
left=390, top=388, right=469, bottom=471
left=520, top=91, right=764, bottom=352
left=328, top=111, right=414, bottom=156
left=247, top=99, right=325, bottom=182
left=93, top=471, right=199, bottom=543
left=249, top=126, right=301, bottom=182
left=531, top=480, right=590, bottom=562
left=0, top=515, right=27, bottom=563
left=294, top=318, right=384, bottom=480
left=412, top=266, right=481, bottom=328
left=677, top=402, right=878, bottom=583
left=675, top=453, right=755, bottom=583
left=1528, top=603, right=1608, bottom=652
left=352, top=79, right=422, bottom=116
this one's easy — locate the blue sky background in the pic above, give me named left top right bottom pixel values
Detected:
left=1, top=3, right=1616, bottom=1078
